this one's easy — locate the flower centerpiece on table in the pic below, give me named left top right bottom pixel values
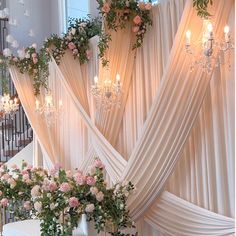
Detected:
left=0, top=159, right=135, bottom=236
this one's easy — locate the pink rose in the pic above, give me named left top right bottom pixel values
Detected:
left=139, top=2, right=146, bottom=10
left=96, top=191, right=104, bottom=202
left=21, top=170, right=28, bottom=175
left=74, top=173, right=86, bottom=185
left=32, top=57, right=38, bottom=64
left=11, top=164, right=18, bottom=169
left=69, top=197, right=79, bottom=208
left=0, top=198, right=8, bottom=207
left=132, top=26, right=140, bottom=33
left=59, top=182, right=71, bottom=193
left=102, top=3, right=110, bottom=13
left=86, top=176, right=96, bottom=186
left=22, top=174, right=29, bottom=181
left=73, top=49, right=78, bottom=55
left=31, top=185, right=41, bottom=197
left=133, top=15, right=142, bottom=25
left=48, top=181, right=57, bottom=192
left=93, top=159, right=104, bottom=169
left=68, top=42, right=76, bottom=50
left=86, top=50, right=92, bottom=60
left=32, top=53, right=37, bottom=58
left=1, top=173, right=10, bottom=181
left=145, top=2, right=152, bottom=10
left=23, top=201, right=31, bottom=210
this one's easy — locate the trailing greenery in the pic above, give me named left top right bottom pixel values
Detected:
left=193, top=0, right=213, bottom=18
left=97, top=0, right=153, bottom=66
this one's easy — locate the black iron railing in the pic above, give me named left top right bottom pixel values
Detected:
left=0, top=17, right=33, bottom=162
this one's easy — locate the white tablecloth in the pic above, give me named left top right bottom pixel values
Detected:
left=3, top=219, right=87, bottom=236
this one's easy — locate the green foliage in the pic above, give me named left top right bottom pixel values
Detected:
left=193, top=0, right=213, bottom=18
left=0, top=159, right=136, bottom=236
left=97, top=0, right=152, bottom=66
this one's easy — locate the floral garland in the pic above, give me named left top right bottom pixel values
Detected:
left=97, top=0, right=153, bottom=66
left=2, top=17, right=101, bottom=96
left=193, top=0, right=213, bottom=18
left=0, top=159, right=135, bottom=236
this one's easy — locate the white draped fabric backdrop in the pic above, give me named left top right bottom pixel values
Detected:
left=9, top=0, right=234, bottom=235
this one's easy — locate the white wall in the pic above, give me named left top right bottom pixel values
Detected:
left=6, top=0, right=54, bottom=49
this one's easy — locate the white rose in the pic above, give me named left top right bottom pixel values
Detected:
left=31, top=185, right=41, bottom=197
left=3, top=48, right=12, bottom=57
left=6, top=35, right=14, bottom=43
left=85, top=204, right=95, bottom=213
left=90, top=187, right=98, bottom=195
left=70, top=28, right=76, bottom=35
left=50, top=203, right=55, bottom=210
left=31, top=43, right=37, bottom=49
left=34, top=201, right=42, bottom=212
left=17, top=49, right=25, bottom=59
left=96, top=192, right=104, bottom=202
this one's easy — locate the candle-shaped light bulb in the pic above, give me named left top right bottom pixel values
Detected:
left=35, top=100, right=40, bottom=110
left=94, top=75, right=98, bottom=84
left=224, top=25, right=230, bottom=42
left=186, top=30, right=191, bottom=45
left=14, top=97, right=17, bottom=104
left=207, top=23, right=213, bottom=32
left=116, top=74, right=121, bottom=84
left=59, top=100, right=63, bottom=107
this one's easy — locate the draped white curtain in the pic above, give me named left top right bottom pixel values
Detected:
left=9, top=0, right=234, bottom=234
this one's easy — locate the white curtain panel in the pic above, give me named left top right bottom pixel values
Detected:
left=144, top=191, right=235, bottom=236
left=166, top=4, right=235, bottom=218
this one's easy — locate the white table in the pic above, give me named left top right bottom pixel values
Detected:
left=3, top=216, right=88, bottom=236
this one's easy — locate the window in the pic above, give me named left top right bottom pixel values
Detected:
left=66, top=0, right=89, bottom=27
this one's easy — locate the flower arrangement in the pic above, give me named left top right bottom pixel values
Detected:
left=0, top=159, right=135, bottom=236
left=1, top=17, right=101, bottom=96
left=97, top=0, right=153, bottom=66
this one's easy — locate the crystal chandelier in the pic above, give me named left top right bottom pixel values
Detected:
left=35, top=90, right=62, bottom=126
left=91, top=67, right=122, bottom=110
left=185, top=20, right=234, bottom=73
left=0, top=94, right=19, bottom=119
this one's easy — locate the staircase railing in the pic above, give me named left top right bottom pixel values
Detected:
left=0, top=17, right=33, bottom=163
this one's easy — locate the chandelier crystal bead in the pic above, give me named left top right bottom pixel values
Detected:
left=0, top=94, right=19, bottom=119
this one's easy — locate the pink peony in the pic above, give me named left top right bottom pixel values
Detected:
left=8, top=178, right=16, bottom=188
left=32, top=57, right=38, bottom=64
left=21, top=170, right=28, bottom=175
left=133, top=15, right=142, bottom=25
left=31, top=53, right=37, bottom=58
left=31, top=185, right=41, bottom=197
left=68, top=42, right=76, bottom=50
left=102, top=3, right=110, bottom=13
left=90, top=187, right=98, bottom=195
left=86, top=176, right=96, bottom=186
left=23, top=201, right=31, bottom=210
left=93, top=159, right=104, bottom=169
left=74, top=173, right=86, bottom=185
left=69, top=197, right=79, bottom=208
left=0, top=198, right=8, bottom=207
left=59, top=182, right=71, bottom=193
left=132, top=26, right=140, bottom=33
left=145, top=2, right=152, bottom=10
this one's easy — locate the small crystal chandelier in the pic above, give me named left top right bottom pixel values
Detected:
left=91, top=67, right=122, bottom=110
left=35, top=90, right=62, bottom=126
left=0, top=94, right=19, bottom=119
left=185, top=20, right=234, bottom=73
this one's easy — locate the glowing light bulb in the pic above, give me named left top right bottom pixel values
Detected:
left=207, top=23, right=213, bottom=32
left=224, top=25, right=230, bottom=34
left=186, top=30, right=191, bottom=45
left=94, top=76, right=98, bottom=84
left=116, top=74, right=120, bottom=83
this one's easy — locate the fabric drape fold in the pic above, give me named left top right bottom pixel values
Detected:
left=144, top=191, right=235, bottom=236
left=122, top=0, right=233, bottom=220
